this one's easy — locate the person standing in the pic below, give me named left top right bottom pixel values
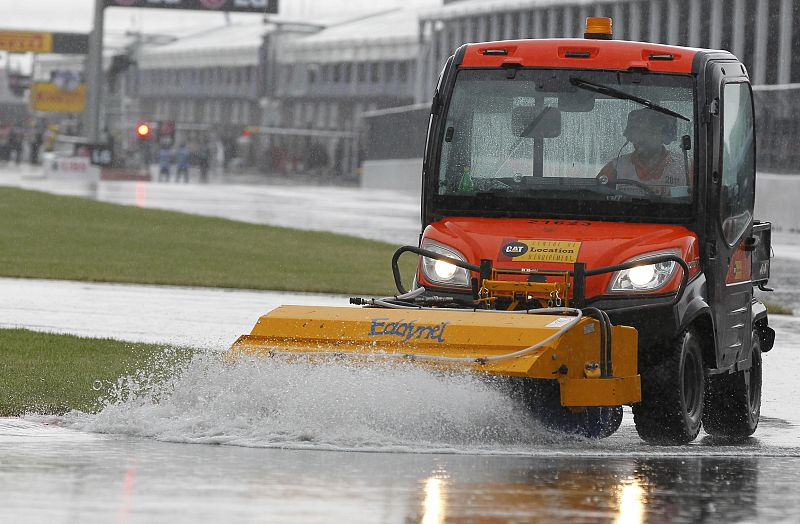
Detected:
left=0, top=123, right=10, bottom=163
left=30, top=126, right=43, bottom=165
left=158, top=146, right=172, bottom=182
left=9, top=127, right=23, bottom=164
left=198, top=141, right=211, bottom=183
left=175, top=143, right=190, bottom=183
left=214, top=137, right=225, bottom=177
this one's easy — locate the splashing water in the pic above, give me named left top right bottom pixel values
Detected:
left=61, top=347, right=560, bottom=453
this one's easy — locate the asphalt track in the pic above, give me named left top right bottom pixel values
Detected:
left=1, top=167, right=800, bottom=522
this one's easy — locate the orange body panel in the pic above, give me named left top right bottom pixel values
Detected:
left=461, top=39, right=699, bottom=74
left=418, top=218, right=700, bottom=300
left=726, top=240, right=753, bottom=284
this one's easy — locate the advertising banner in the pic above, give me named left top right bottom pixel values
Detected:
left=0, top=31, right=53, bottom=53
left=30, top=83, right=87, bottom=113
left=0, top=31, right=88, bottom=55
left=103, top=0, right=278, bottom=13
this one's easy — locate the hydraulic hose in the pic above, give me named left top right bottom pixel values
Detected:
left=581, top=307, right=613, bottom=378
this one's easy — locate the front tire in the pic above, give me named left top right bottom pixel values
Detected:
left=702, top=330, right=762, bottom=439
left=633, top=329, right=705, bottom=444
left=528, top=381, right=623, bottom=439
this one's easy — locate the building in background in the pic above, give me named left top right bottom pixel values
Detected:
left=9, top=0, right=800, bottom=178
left=134, top=21, right=315, bottom=173
left=115, top=9, right=422, bottom=179
left=268, top=8, right=422, bottom=179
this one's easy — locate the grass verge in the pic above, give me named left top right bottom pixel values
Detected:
left=765, top=301, right=794, bottom=316
left=0, top=328, right=187, bottom=416
left=0, top=187, right=416, bottom=295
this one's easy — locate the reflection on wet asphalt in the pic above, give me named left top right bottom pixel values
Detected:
left=1, top=418, right=798, bottom=523
left=0, top=277, right=347, bottom=347
left=0, top=167, right=421, bottom=245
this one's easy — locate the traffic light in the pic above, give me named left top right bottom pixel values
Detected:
left=156, top=120, right=175, bottom=146
left=136, top=122, right=152, bottom=139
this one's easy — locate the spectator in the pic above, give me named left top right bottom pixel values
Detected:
left=158, top=146, right=172, bottom=182
left=0, top=123, right=9, bottom=162
left=214, top=138, right=225, bottom=177
left=10, top=127, right=23, bottom=164
left=175, top=143, right=190, bottom=183
left=30, top=124, right=44, bottom=165
left=197, top=142, right=211, bottom=183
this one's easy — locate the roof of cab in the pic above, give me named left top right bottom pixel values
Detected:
left=460, top=39, right=703, bottom=74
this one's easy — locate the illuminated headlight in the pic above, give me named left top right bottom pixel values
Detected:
left=609, top=254, right=679, bottom=292
left=420, top=241, right=471, bottom=287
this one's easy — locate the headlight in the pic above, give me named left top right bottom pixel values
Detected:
left=420, top=241, right=471, bottom=287
left=609, top=253, right=679, bottom=292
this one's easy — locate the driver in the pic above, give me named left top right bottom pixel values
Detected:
left=596, top=108, right=689, bottom=196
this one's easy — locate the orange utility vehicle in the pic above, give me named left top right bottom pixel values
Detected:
left=235, top=18, right=774, bottom=445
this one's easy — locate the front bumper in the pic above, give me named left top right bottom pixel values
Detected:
left=419, top=272, right=704, bottom=351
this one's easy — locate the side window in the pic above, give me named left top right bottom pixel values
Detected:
left=720, top=82, right=755, bottom=245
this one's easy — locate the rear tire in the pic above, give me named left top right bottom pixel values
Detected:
left=702, top=330, right=762, bottom=439
left=633, top=329, right=705, bottom=445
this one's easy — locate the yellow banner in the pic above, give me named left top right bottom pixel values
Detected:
left=500, top=240, right=582, bottom=263
left=0, top=31, right=53, bottom=53
left=30, top=83, right=86, bottom=113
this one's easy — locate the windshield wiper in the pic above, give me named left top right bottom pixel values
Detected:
left=569, top=76, right=690, bottom=122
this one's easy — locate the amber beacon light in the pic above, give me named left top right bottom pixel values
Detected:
left=585, top=17, right=613, bottom=39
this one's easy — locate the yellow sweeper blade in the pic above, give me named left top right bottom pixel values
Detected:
left=231, top=305, right=640, bottom=407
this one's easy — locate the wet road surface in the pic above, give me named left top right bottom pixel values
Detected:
left=2, top=167, right=800, bottom=522
left=1, top=415, right=799, bottom=523
left=0, top=277, right=346, bottom=348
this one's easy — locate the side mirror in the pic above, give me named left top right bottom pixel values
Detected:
left=512, top=106, right=562, bottom=138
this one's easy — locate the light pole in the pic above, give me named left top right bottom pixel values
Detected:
left=84, top=0, right=105, bottom=144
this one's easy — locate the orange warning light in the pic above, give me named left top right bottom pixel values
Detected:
left=585, top=17, right=613, bottom=40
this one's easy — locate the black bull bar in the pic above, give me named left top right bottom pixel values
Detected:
left=391, top=245, right=690, bottom=312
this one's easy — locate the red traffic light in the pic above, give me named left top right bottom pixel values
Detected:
left=136, top=122, right=151, bottom=138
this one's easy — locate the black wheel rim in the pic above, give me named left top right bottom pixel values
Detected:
left=747, top=347, right=762, bottom=416
left=683, top=350, right=702, bottom=418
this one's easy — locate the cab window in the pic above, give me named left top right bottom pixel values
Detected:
left=435, top=68, right=696, bottom=222
left=720, top=82, right=755, bottom=245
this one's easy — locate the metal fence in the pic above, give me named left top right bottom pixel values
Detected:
left=363, top=104, right=429, bottom=161
left=754, top=84, right=800, bottom=174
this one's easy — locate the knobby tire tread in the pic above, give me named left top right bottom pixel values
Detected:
left=633, top=330, right=704, bottom=445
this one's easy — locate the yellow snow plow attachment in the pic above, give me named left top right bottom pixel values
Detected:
left=231, top=305, right=640, bottom=407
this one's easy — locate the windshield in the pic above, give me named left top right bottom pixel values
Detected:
left=436, top=69, right=696, bottom=219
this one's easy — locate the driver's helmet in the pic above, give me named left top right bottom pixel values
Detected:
left=623, top=108, right=677, bottom=144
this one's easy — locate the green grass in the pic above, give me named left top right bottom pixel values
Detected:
left=765, top=301, right=794, bottom=316
left=0, top=328, right=185, bottom=416
left=0, top=187, right=416, bottom=295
